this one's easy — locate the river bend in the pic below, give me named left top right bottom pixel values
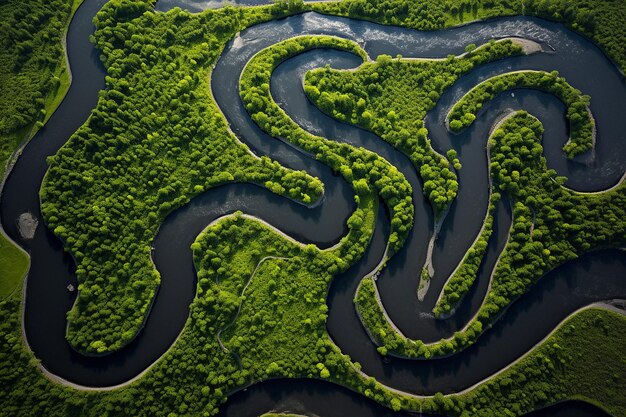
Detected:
left=0, top=1, right=623, bottom=416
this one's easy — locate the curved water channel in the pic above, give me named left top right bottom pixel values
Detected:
left=1, top=0, right=624, bottom=415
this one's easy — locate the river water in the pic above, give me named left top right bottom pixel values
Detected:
left=0, top=0, right=623, bottom=415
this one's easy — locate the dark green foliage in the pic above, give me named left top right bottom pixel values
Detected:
left=455, top=308, right=626, bottom=416
left=0, top=0, right=71, bottom=133
left=192, top=213, right=367, bottom=385
left=448, top=70, right=595, bottom=158
left=0, top=205, right=380, bottom=416
left=1, top=0, right=626, bottom=415
left=239, top=35, right=414, bottom=254
left=305, top=39, right=523, bottom=213
left=4, top=210, right=626, bottom=416
left=313, top=0, right=626, bottom=73
left=40, top=1, right=324, bottom=354
left=431, top=191, right=499, bottom=317
left=0, top=0, right=77, bottom=175
left=356, top=111, right=626, bottom=358
left=439, top=67, right=599, bottom=313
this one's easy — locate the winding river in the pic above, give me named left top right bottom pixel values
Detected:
left=0, top=0, right=624, bottom=415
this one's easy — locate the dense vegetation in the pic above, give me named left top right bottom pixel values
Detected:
left=448, top=70, right=595, bottom=158
left=1, top=0, right=626, bottom=415
left=432, top=191, right=499, bottom=318
left=454, top=306, right=626, bottom=416
left=0, top=0, right=82, bottom=300
left=0, top=0, right=80, bottom=176
left=189, top=214, right=354, bottom=411
left=433, top=70, right=596, bottom=316
left=355, top=111, right=626, bottom=358
left=240, top=35, right=414, bottom=255
left=2, top=264, right=625, bottom=416
left=305, top=39, right=523, bottom=214
left=313, top=0, right=626, bottom=73
left=0, top=212, right=379, bottom=416
left=40, top=1, right=326, bottom=354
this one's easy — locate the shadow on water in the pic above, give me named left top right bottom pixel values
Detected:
left=215, top=378, right=610, bottom=417
left=0, top=1, right=623, bottom=415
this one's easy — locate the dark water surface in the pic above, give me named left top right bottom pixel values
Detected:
left=214, top=379, right=610, bottom=417
left=0, top=0, right=623, bottom=416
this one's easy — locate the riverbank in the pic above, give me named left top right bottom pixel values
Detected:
left=4, top=3, right=624, bottom=416
left=0, top=0, right=86, bottom=300
left=432, top=135, right=497, bottom=316
left=330, top=301, right=626, bottom=414
left=445, top=69, right=597, bottom=159
left=0, top=228, right=29, bottom=298
left=0, top=0, right=86, bottom=179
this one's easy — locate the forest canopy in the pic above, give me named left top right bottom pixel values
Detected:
left=0, top=0, right=625, bottom=416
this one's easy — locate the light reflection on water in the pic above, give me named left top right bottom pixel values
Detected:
left=6, top=3, right=623, bottom=416
left=155, top=0, right=330, bottom=12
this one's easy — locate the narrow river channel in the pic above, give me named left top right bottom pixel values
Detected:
left=0, top=0, right=623, bottom=415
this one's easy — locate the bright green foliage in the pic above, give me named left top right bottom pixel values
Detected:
left=1, top=0, right=626, bottom=415
left=39, top=1, right=324, bottom=354
left=448, top=70, right=595, bottom=158
left=313, top=0, right=626, bottom=73
left=0, top=207, right=382, bottom=416
left=431, top=191, right=498, bottom=317
left=192, top=214, right=348, bottom=392
left=0, top=232, right=29, bottom=299
left=356, top=111, right=626, bottom=358
left=0, top=0, right=81, bottom=302
left=239, top=35, right=414, bottom=255
left=2, top=265, right=626, bottom=416
left=454, top=308, right=626, bottom=416
left=446, top=148, right=462, bottom=171
left=305, top=39, right=523, bottom=213
left=0, top=0, right=79, bottom=175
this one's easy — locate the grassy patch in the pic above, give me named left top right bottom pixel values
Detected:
left=0, top=1, right=625, bottom=416
left=0, top=0, right=83, bottom=304
left=0, top=232, right=28, bottom=299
